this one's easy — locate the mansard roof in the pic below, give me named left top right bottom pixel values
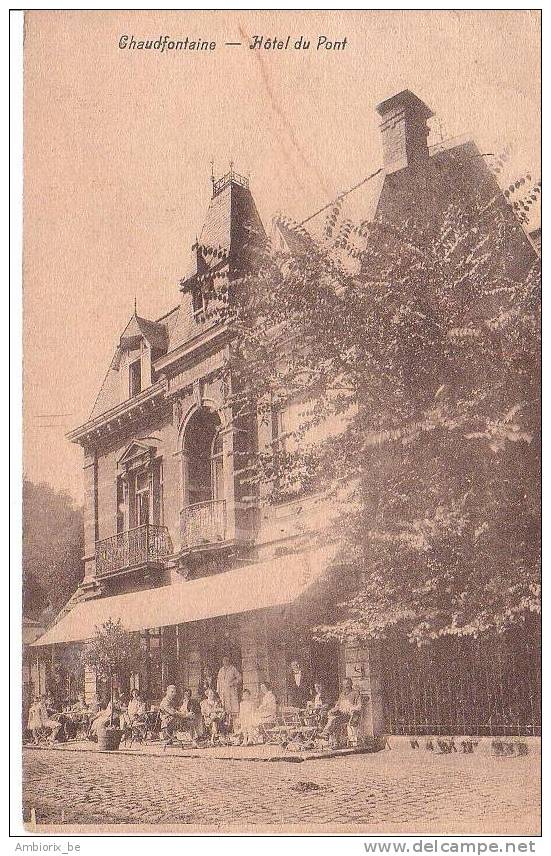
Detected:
left=180, top=170, right=266, bottom=290
left=166, top=171, right=266, bottom=355
left=280, top=138, right=536, bottom=279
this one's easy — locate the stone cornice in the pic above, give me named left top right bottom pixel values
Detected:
left=153, top=322, right=229, bottom=374
left=66, top=381, right=167, bottom=445
left=68, top=326, right=231, bottom=446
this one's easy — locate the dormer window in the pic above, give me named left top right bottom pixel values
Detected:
left=192, top=286, right=207, bottom=318
left=129, top=358, right=142, bottom=397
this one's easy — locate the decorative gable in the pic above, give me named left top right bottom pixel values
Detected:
left=117, top=439, right=158, bottom=473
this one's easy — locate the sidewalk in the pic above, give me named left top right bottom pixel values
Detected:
left=24, top=734, right=539, bottom=763
left=24, top=736, right=383, bottom=763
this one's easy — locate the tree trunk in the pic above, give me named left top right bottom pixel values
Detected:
left=109, top=669, right=114, bottom=727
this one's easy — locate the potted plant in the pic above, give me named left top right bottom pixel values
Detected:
left=81, top=618, right=144, bottom=751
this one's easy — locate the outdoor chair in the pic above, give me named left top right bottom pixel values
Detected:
left=162, top=727, right=197, bottom=750
left=262, top=707, right=319, bottom=746
left=120, top=708, right=161, bottom=747
left=257, top=716, right=281, bottom=744
left=122, top=717, right=149, bottom=747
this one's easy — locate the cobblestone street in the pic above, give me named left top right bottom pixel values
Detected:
left=22, top=746, right=540, bottom=834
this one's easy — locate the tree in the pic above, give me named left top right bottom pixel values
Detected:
left=214, top=165, right=540, bottom=645
left=81, top=619, right=144, bottom=726
left=22, top=479, right=84, bottom=620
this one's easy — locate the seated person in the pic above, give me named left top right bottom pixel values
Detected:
left=27, top=695, right=63, bottom=745
left=112, top=690, right=128, bottom=728
left=321, top=678, right=362, bottom=745
left=198, top=667, right=215, bottom=700
left=89, top=700, right=115, bottom=739
left=157, top=685, right=196, bottom=742
left=59, top=694, right=85, bottom=740
left=306, top=682, right=331, bottom=725
left=158, top=685, right=181, bottom=741
left=44, top=692, right=58, bottom=714
left=200, top=688, right=226, bottom=744
left=71, top=692, right=88, bottom=714
left=122, top=689, right=148, bottom=730
left=253, top=681, right=277, bottom=728
left=236, top=688, right=256, bottom=745
left=178, top=688, right=201, bottom=743
left=65, top=692, right=90, bottom=739
left=88, top=693, right=101, bottom=717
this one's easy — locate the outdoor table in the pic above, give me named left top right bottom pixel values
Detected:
left=58, top=710, right=92, bottom=739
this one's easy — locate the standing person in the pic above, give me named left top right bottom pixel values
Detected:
left=27, top=696, right=43, bottom=744
left=237, top=688, right=256, bottom=745
left=216, top=656, right=241, bottom=729
left=287, top=659, right=311, bottom=708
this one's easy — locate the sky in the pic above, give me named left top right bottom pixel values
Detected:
left=22, top=10, right=541, bottom=504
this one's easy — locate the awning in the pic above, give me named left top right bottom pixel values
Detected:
left=31, top=544, right=338, bottom=647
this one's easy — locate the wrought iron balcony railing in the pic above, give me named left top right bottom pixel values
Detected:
left=95, top=524, right=171, bottom=578
left=181, top=500, right=227, bottom=548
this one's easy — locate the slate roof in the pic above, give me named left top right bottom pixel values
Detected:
left=82, top=127, right=538, bottom=429
left=168, top=177, right=266, bottom=353
left=89, top=311, right=173, bottom=420
left=274, top=137, right=536, bottom=281
left=119, top=314, right=168, bottom=352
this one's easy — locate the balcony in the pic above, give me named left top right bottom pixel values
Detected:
left=95, top=524, right=171, bottom=579
left=181, top=500, right=227, bottom=549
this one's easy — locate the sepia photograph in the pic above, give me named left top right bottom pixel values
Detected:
left=17, top=8, right=541, bottom=837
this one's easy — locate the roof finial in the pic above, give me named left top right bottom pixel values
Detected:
left=134, top=296, right=137, bottom=316
left=210, top=157, right=215, bottom=189
left=229, top=159, right=234, bottom=179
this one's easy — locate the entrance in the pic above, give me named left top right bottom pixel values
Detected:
left=309, top=641, right=339, bottom=702
left=178, top=616, right=243, bottom=698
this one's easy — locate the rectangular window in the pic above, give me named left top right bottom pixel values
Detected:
left=277, top=398, right=318, bottom=452
left=192, top=286, right=207, bottom=317
left=153, top=460, right=163, bottom=526
left=129, top=358, right=142, bottom=397
left=116, top=477, right=128, bottom=533
left=135, top=470, right=150, bottom=526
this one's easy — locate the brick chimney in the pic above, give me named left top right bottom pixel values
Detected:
left=376, top=90, right=433, bottom=174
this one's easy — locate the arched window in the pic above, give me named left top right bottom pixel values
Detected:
left=182, top=408, right=223, bottom=507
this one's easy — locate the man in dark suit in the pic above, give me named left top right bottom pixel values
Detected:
left=287, top=659, right=311, bottom=708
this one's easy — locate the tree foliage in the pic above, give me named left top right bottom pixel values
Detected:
left=81, top=619, right=144, bottom=681
left=213, top=166, right=541, bottom=644
left=22, top=479, right=84, bottom=620
left=81, top=619, right=144, bottom=722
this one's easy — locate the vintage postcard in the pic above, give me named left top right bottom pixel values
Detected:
left=19, top=9, right=541, bottom=837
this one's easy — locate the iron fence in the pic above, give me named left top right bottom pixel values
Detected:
left=380, top=626, right=541, bottom=737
